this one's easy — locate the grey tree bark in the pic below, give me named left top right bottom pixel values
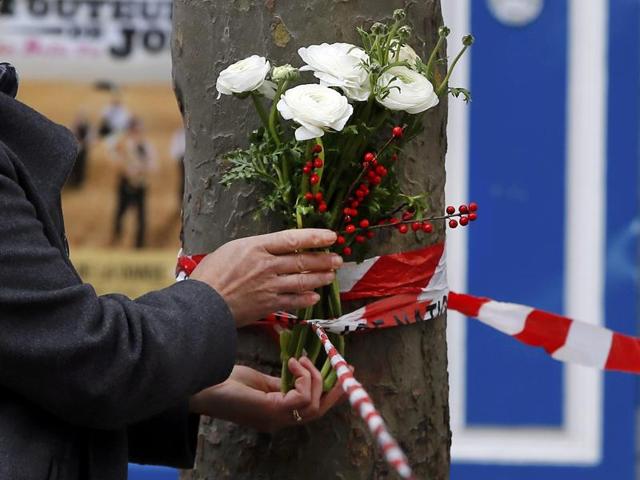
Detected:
left=172, top=1, right=451, bottom=478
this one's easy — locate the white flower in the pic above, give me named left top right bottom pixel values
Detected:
left=277, top=84, right=353, bottom=141
left=298, top=43, right=371, bottom=101
left=390, top=42, right=421, bottom=67
left=216, top=55, right=274, bottom=99
left=376, top=66, right=439, bottom=114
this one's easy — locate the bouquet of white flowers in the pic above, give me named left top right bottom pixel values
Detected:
left=216, top=9, right=473, bottom=391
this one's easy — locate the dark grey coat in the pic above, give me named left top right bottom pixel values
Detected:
left=0, top=92, right=237, bottom=479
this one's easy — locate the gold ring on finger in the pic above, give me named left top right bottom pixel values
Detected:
left=292, top=409, right=303, bottom=423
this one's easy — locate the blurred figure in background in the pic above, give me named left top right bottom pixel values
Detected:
left=111, top=117, right=156, bottom=249
left=98, top=92, right=130, bottom=140
left=170, top=126, right=186, bottom=210
left=66, top=110, right=92, bottom=189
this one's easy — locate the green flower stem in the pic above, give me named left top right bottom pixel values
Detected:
left=323, top=370, right=338, bottom=392
left=279, top=329, right=293, bottom=393
left=282, top=324, right=303, bottom=391
left=306, top=300, right=323, bottom=364
left=437, top=43, right=470, bottom=96
left=425, top=34, right=446, bottom=81
left=250, top=93, right=270, bottom=133
left=320, top=355, right=332, bottom=379
left=268, top=80, right=288, bottom=147
left=330, top=281, right=342, bottom=317
left=307, top=334, right=323, bottom=364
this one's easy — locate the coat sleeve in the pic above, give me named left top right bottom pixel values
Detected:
left=0, top=158, right=237, bottom=430
left=127, top=400, right=201, bottom=468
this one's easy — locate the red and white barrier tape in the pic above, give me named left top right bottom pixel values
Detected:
left=448, top=292, right=640, bottom=374
left=311, top=324, right=415, bottom=480
left=177, top=241, right=640, bottom=475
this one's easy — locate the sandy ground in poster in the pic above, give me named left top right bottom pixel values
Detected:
left=19, top=79, right=186, bottom=295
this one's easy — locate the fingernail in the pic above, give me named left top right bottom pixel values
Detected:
left=311, top=293, right=321, bottom=302
left=331, top=255, right=343, bottom=268
left=323, top=230, right=338, bottom=243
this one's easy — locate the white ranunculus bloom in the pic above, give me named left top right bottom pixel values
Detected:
left=376, top=66, right=439, bottom=114
left=298, top=43, right=371, bottom=102
left=277, top=84, right=353, bottom=141
left=216, top=55, right=272, bottom=98
left=390, top=42, right=421, bottom=67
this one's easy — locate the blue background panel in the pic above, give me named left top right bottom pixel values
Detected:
left=452, top=0, right=639, bottom=478
left=129, top=464, right=177, bottom=480
left=466, top=0, right=567, bottom=427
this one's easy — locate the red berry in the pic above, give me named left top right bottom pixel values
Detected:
left=449, top=219, right=458, bottom=229
left=359, top=183, right=368, bottom=191
left=314, top=158, right=324, bottom=168
left=422, top=222, right=433, bottom=233
left=370, top=157, right=378, bottom=166
left=318, top=203, right=328, bottom=213
left=303, top=165, right=312, bottom=174
left=343, top=215, right=352, bottom=223
left=355, top=190, right=365, bottom=199
left=459, top=215, right=469, bottom=226
left=336, top=235, right=346, bottom=245
left=469, top=202, right=478, bottom=212
left=459, top=204, right=469, bottom=214
left=392, top=126, right=404, bottom=138
left=398, top=224, right=409, bottom=234
left=390, top=217, right=400, bottom=225
left=310, top=174, right=320, bottom=185
left=366, top=231, right=375, bottom=239
left=375, top=165, right=385, bottom=176
left=312, top=144, right=323, bottom=154
left=402, top=211, right=414, bottom=221
left=355, top=235, right=366, bottom=244
left=378, top=219, right=388, bottom=225
left=469, top=212, right=478, bottom=221
left=350, top=200, right=359, bottom=208
left=372, top=176, right=382, bottom=185
left=314, top=192, right=323, bottom=202
left=359, top=219, right=370, bottom=228
left=380, top=166, right=388, bottom=176
left=368, top=170, right=377, bottom=180
left=343, top=208, right=351, bottom=216
left=304, top=192, right=314, bottom=201
left=391, top=153, right=398, bottom=162
left=362, top=161, right=370, bottom=169
left=446, top=205, right=455, bottom=215
left=345, top=224, right=356, bottom=234
left=343, top=247, right=352, bottom=256
left=412, top=221, right=421, bottom=232
left=364, top=152, right=375, bottom=163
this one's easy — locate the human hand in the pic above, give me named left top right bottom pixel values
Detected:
left=189, top=357, right=347, bottom=432
left=190, top=229, right=342, bottom=327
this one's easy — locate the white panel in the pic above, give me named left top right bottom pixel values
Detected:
left=447, top=0, right=608, bottom=465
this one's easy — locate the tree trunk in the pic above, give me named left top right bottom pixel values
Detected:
left=172, top=1, right=451, bottom=478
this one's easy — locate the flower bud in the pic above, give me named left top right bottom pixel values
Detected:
left=398, top=26, right=412, bottom=39
left=393, top=9, right=406, bottom=21
left=272, top=64, right=299, bottom=82
left=463, top=34, right=475, bottom=46
left=368, top=62, right=382, bottom=74
left=438, top=26, right=451, bottom=37
left=370, top=22, right=387, bottom=34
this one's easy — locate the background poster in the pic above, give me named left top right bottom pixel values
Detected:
left=2, top=0, right=184, bottom=297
